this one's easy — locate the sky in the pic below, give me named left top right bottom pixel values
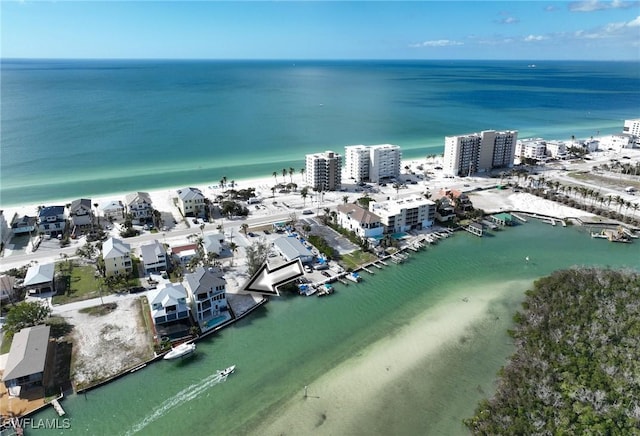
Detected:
left=1, top=1, right=639, bottom=60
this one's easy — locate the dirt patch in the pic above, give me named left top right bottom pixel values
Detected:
left=64, top=298, right=154, bottom=390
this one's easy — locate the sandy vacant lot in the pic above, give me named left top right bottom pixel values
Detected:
left=64, top=298, right=153, bottom=389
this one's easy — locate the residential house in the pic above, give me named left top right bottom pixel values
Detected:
left=10, top=215, right=37, bottom=236
left=101, top=200, right=125, bottom=221
left=184, top=267, right=231, bottom=332
left=177, top=187, right=205, bottom=217
left=0, top=275, right=17, bottom=303
left=147, top=283, right=192, bottom=339
left=37, top=206, right=66, bottom=236
left=102, top=237, right=132, bottom=277
left=125, top=192, right=153, bottom=221
left=336, top=203, right=384, bottom=240
left=69, top=198, right=93, bottom=228
left=2, top=325, right=51, bottom=394
left=273, top=236, right=314, bottom=264
left=171, top=243, right=199, bottom=266
left=203, top=233, right=225, bottom=257
left=140, top=240, right=168, bottom=275
left=23, top=263, right=55, bottom=295
left=438, top=189, right=473, bottom=213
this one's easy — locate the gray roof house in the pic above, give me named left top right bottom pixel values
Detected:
left=184, top=267, right=231, bottom=332
left=23, top=262, right=55, bottom=294
left=203, top=233, right=225, bottom=256
left=125, top=192, right=153, bottom=219
left=140, top=240, right=168, bottom=274
left=69, top=198, right=93, bottom=227
left=273, top=236, right=314, bottom=264
left=2, top=325, right=51, bottom=392
left=177, top=187, right=205, bottom=217
left=0, top=274, right=17, bottom=303
left=147, top=283, right=191, bottom=326
left=101, top=200, right=125, bottom=220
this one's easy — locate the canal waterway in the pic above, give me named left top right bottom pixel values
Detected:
left=33, top=220, right=639, bottom=435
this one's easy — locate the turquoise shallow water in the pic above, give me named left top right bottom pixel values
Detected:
left=2, top=59, right=639, bottom=206
left=31, top=221, right=639, bottom=435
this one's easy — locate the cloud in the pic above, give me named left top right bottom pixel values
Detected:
left=573, top=15, right=640, bottom=38
left=545, top=5, right=560, bottom=12
left=568, top=0, right=639, bottom=12
left=524, top=35, right=548, bottom=42
left=497, top=16, right=520, bottom=24
left=409, top=40, right=464, bottom=48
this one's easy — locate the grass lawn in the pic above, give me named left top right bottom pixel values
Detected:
left=53, top=263, right=102, bottom=304
left=339, top=250, right=378, bottom=271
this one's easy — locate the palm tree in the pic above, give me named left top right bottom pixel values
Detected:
left=289, top=167, right=295, bottom=183
left=299, top=168, right=305, bottom=182
left=272, top=171, right=278, bottom=184
left=228, top=242, right=238, bottom=267
left=240, top=223, right=249, bottom=235
left=93, top=202, right=100, bottom=226
left=300, top=187, right=309, bottom=206
left=271, top=186, right=277, bottom=198
left=282, top=168, right=287, bottom=181
left=632, top=203, right=639, bottom=218
left=342, top=195, right=349, bottom=205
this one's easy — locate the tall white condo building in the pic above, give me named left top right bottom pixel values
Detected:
left=345, top=144, right=401, bottom=183
left=443, top=130, right=518, bottom=177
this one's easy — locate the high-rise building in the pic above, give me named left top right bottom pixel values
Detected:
left=345, top=144, right=401, bottom=183
left=623, top=118, right=640, bottom=136
left=443, top=130, right=518, bottom=176
left=305, top=150, right=342, bottom=191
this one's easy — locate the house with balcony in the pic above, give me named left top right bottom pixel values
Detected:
left=11, top=215, right=37, bottom=236
left=203, top=233, right=225, bottom=257
left=370, top=195, right=436, bottom=233
left=102, top=237, right=132, bottom=277
left=147, top=282, right=192, bottom=339
left=184, top=267, right=231, bottom=332
left=140, top=240, right=168, bottom=275
left=23, top=262, right=55, bottom=295
left=177, top=187, right=205, bottom=217
left=101, top=200, right=125, bottom=221
left=69, top=198, right=93, bottom=229
left=336, top=203, right=384, bottom=240
left=2, top=325, right=51, bottom=395
left=125, top=192, right=153, bottom=221
left=37, top=206, right=66, bottom=237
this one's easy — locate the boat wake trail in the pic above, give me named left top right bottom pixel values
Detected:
left=125, top=371, right=228, bottom=435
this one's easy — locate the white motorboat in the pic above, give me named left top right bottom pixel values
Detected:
left=163, top=342, right=196, bottom=360
left=219, top=365, right=236, bottom=377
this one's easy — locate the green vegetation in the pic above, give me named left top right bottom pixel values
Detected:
left=1, top=301, right=52, bottom=353
left=53, top=262, right=102, bottom=304
left=79, top=302, right=118, bottom=316
left=339, top=250, right=378, bottom=271
left=306, top=234, right=335, bottom=260
left=465, top=268, right=640, bottom=434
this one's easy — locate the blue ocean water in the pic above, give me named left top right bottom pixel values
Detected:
left=2, top=59, right=639, bottom=206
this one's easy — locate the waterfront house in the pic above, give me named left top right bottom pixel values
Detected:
left=125, top=192, right=153, bottom=221
left=273, top=236, right=314, bottom=264
left=0, top=275, right=17, bottom=303
left=140, top=240, right=168, bottom=274
left=2, top=325, right=51, bottom=395
left=184, top=267, right=231, bottom=332
left=102, top=237, right=132, bottom=277
left=147, top=283, right=192, bottom=339
left=101, top=200, right=125, bottom=221
left=69, top=198, right=93, bottom=228
left=10, top=215, right=37, bottom=236
left=177, top=187, right=205, bottom=217
left=37, top=206, right=66, bottom=237
left=336, top=203, right=384, bottom=239
left=23, top=263, right=55, bottom=295
left=203, top=233, right=225, bottom=256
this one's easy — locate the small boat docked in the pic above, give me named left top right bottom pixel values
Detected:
left=317, top=284, right=334, bottom=297
left=164, top=342, right=196, bottom=360
left=346, top=272, right=362, bottom=283
left=219, top=365, right=236, bottom=377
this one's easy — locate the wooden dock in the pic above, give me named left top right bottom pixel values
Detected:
left=51, top=398, right=65, bottom=416
left=511, top=212, right=528, bottom=223
left=362, top=266, right=375, bottom=274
